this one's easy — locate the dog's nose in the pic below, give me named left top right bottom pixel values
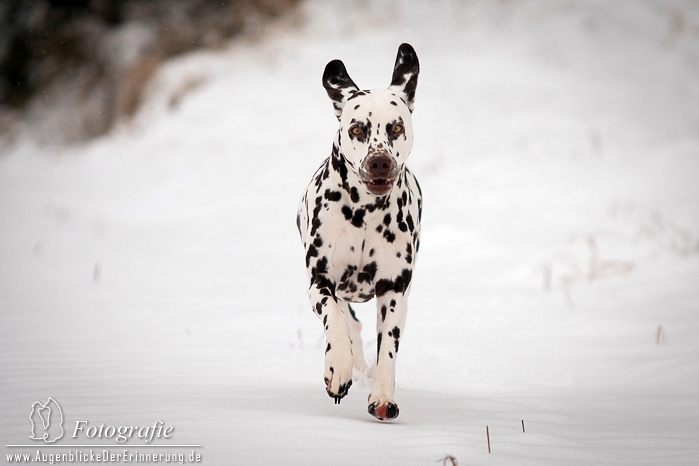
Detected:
left=365, top=155, right=395, bottom=178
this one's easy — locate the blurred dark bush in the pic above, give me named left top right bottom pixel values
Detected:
left=0, top=0, right=299, bottom=142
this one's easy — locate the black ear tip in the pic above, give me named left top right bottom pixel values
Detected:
left=323, top=59, right=347, bottom=83
left=398, top=43, right=416, bottom=56
left=396, top=43, right=419, bottom=70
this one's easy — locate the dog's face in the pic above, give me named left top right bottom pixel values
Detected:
left=337, top=90, right=413, bottom=195
left=323, top=44, right=420, bottom=196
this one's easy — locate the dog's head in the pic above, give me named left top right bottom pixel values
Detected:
left=323, top=43, right=419, bottom=196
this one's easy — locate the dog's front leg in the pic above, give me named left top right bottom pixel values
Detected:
left=368, top=290, right=409, bottom=420
left=308, top=284, right=354, bottom=403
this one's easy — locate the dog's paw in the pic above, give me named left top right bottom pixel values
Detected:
left=324, top=345, right=354, bottom=403
left=367, top=396, right=399, bottom=421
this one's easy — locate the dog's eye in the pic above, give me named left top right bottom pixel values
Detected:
left=392, top=124, right=404, bottom=134
left=349, top=125, right=364, bottom=137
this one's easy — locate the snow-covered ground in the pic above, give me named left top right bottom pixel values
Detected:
left=2, top=0, right=699, bottom=464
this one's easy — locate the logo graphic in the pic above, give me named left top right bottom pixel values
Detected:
left=29, top=397, right=64, bottom=443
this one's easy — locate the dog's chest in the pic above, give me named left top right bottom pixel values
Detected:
left=317, top=174, right=420, bottom=303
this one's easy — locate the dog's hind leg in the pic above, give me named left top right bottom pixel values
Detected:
left=339, top=301, right=368, bottom=373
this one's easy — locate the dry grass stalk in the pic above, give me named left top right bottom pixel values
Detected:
left=436, top=455, right=458, bottom=466
left=486, top=425, right=491, bottom=453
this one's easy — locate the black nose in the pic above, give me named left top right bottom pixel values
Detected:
left=365, top=155, right=394, bottom=178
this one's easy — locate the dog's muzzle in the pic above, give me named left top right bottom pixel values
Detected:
left=361, top=153, right=398, bottom=196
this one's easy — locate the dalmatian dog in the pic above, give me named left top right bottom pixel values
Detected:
left=296, top=43, right=421, bottom=421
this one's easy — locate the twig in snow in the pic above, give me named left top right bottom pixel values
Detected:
left=656, top=325, right=667, bottom=345
left=93, top=262, right=102, bottom=282
left=436, top=455, right=458, bottom=466
left=486, top=425, right=491, bottom=453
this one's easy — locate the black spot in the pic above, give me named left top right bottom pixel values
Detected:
left=390, top=299, right=396, bottom=307
left=406, top=213, right=414, bottom=232
left=383, top=229, right=396, bottom=243
left=310, top=197, right=323, bottom=236
left=377, top=332, right=382, bottom=362
left=313, top=236, right=323, bottom=248
left=383, top=213, right=391, bottom=226
left=350, top=187, right=360, bottom=203
left=375, top=269, right=412, bottom=297
left=390, top=101, right=398, bottom=106
left=339, top=264, right=356, bottom=284
left=369, top=249, right=375, bottom=257
left=351, top=208, right=365, bottom=228
left=306, top=244, right=318, bottom=267
left=347, top=90, right=367, bottom=101
left=324, top=189, right=342, bottom=202
left=357, top=262, right=377, bottom=283
left=311, top=217, right=322, bottom=237
left=311, top=256, right=329, bottom=279
left=376, top=224, right=384, bottom=233
left=392, top=326, right=401, bottom=340
left=354, top=104, right=360, bottom=110
left=331, top=153, right=348, bottom=184
left=397, top=210, right=407, bottom=232
left=342, top=205, right=353, bottom=221
left=326, top=343, right=332, bottom=354
left=381, top=305, right=387, bottom=322
left=365, top=196, right=388, bottom=213
left=389, top=351, right=393, bottom=359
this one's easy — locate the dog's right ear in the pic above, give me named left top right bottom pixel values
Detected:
left=323, top=59, right=359, bottom=119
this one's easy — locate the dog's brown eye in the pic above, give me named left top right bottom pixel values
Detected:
left=392, top=124, right=404, bottom=134
left=349, top=125, right=363, bottom=137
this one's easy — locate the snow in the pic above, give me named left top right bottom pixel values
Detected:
left=2, top=0, right=699, bottom=464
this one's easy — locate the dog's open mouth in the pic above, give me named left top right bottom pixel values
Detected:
left=365, top=178, right=394, bottom=195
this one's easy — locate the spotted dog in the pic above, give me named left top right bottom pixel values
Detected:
left=296, top=44, right=421, bottom=421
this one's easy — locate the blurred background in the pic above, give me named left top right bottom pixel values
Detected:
left=0, top=0, right=300, bottom=144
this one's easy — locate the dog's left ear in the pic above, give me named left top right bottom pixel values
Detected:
left=323, top=59, right=359, bottom=119
left=389, top=43, right=420, bottom=112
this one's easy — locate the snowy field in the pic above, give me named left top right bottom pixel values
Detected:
left=2, top=0, right=699, bottom=464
